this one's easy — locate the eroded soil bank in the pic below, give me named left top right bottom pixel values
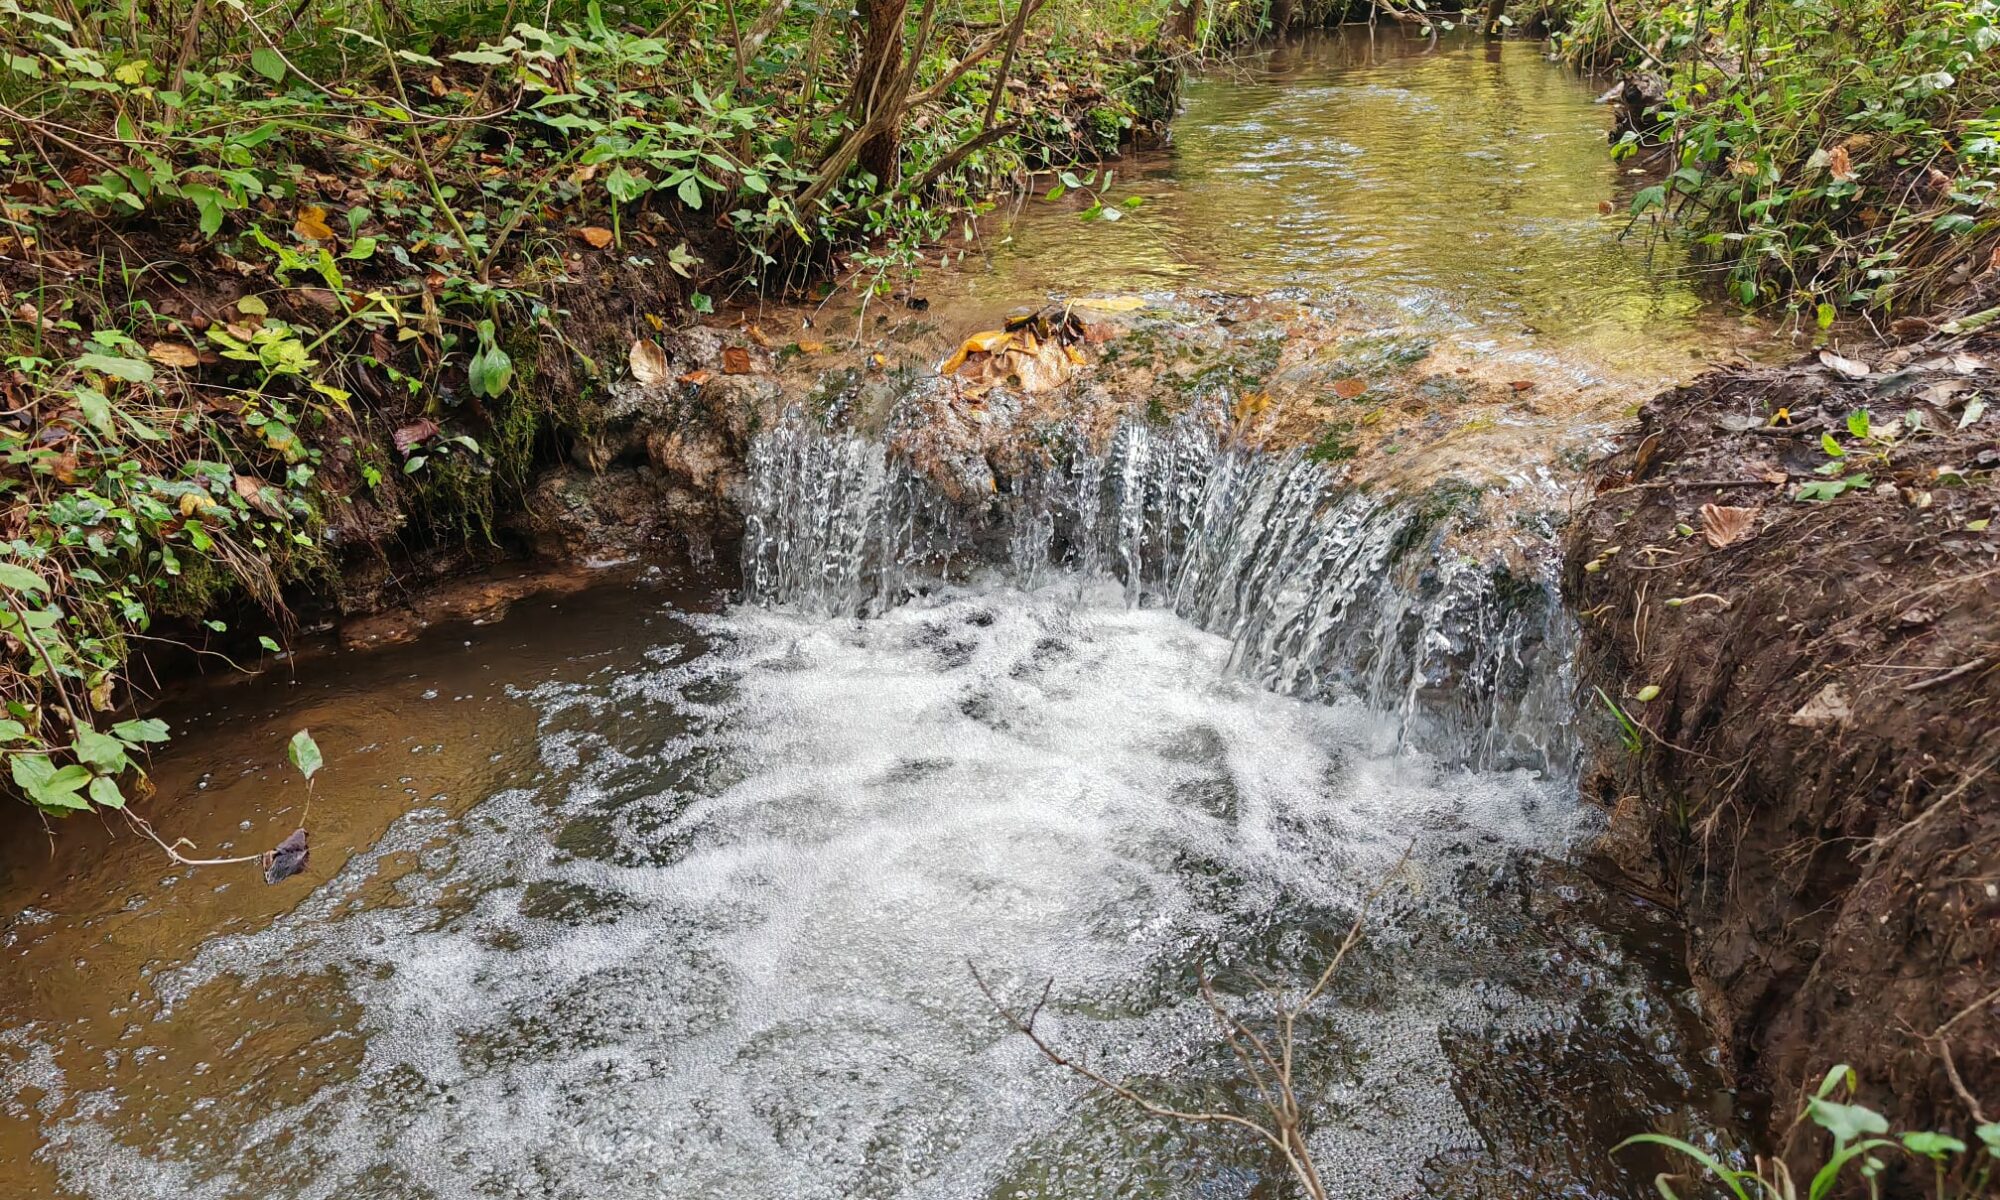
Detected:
left=1566, top=321, right=2000, bottom=1167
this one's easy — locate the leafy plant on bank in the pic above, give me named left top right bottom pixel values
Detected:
left=1552, top=0, right=2000, bottom=317
left=1620, top=1063, right=2000, bottom=1200
left=0, top=0, right=1173, bottom=820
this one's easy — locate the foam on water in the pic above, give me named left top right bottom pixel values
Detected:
left=31, top=583, right=1663, bottom=1200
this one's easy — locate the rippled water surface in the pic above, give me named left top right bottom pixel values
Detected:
left=922, top=29, right=1781, bottom=384
left=0, top=29, right=1750, bottom=1200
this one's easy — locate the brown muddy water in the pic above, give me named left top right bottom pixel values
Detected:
left=2, top=29, right=1758, bottom=1200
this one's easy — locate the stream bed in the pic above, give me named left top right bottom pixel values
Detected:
left=1, top=28, right=1764, bottom=1200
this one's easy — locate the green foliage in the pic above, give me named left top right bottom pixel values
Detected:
left=0, top=0, right=1174, bottom=819
left=1618, top=1063, right=1998, bottom=1199
left=1556, top=0, right=2000, bottom=316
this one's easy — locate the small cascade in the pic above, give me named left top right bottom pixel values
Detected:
left=741, top=415, right=1575, bottom=773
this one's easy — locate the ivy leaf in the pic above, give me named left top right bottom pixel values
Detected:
left=287, top=728, right=323, bottom=781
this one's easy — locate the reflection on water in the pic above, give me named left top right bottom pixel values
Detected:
left=923, top=29, right=1776, bottom=384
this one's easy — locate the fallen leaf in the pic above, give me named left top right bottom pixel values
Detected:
left=1818, top=348, right=1873, bottom=378
left=1333, top=377, right=1368, bottom=399
left=745, top=324, right=774, bottom=349
left=261, top=828, right=310, bottom=884
left=577, top=226, right=614, bottom=249
left=293, top=205, right=335, bottom=242
left=1069, top=296, right=1145, bottom=313
left=630, top=339, right=670, bottom=385
left=1700, top=503, right=1757, bottom=548
left=177, top=491, right=216, bottom=518
left=1827, top=145, right=1855, bottom=182
left=393, top=418, right=438, bottom=454
left=1232, top=391, right=1272, bottom=423
left=1789, top=683, right=1851, bottom=729
left=940, top=329, right=1014, bottom=375
left=796, top=340, right=825, bottom=354
left=677, top=369, right=711, bottom=386
left=722, top=346, right=752, bottom=375
left=233, top=474, right=286, bottom=519
left=147, top=341, right=200, bottom=368
left=1597, top=199, right=1614, bottom=215
left=1508, top=380, right=1536, bottom=392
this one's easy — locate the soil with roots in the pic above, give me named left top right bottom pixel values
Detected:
left=1567, top=324, right=2000, bottom=1171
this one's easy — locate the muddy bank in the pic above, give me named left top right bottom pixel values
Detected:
left=1566, top=324, right=1999, bottom=1158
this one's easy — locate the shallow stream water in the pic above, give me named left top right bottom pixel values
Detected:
left=0, top=28, right=1756, bottom=1200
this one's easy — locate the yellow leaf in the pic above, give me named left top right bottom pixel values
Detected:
left=577, top=226, right=614, bottom=249
left=113, top=60, right=148, bottom=86
left=1069, top=296, right=1145, bottom=313
left=147, top=341, right=200, bottom=368
left=177, top=492, right=217, bottom=518
left=796, top=340, right=825, bottom=354
left=293, top=205, right=335, bottom=242
left=644, top=313, right=664, bottom=331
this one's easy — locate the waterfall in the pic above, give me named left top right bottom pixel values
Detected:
left=741, top=414, right=1575, bottom=774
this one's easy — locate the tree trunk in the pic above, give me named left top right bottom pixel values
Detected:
left=1170, top=0, right=1200, bottom=44
left=851, top=0, right=909, bottom=190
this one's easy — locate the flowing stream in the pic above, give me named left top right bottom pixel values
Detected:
left=0, top=29, right=1760, bottom=1200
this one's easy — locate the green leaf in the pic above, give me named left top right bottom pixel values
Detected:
left=76, top=353, right=154, bottom=384
left=1820, top=431, right=1844, bottom=458
left=0, top=562, right=48, bottom=594
left=259, top=635, right=281, bottom=653
left=87, top=774, right=125, bottom=809
left=1807, top=1097, right=1889, bottom=1145
left=72, top=727, right=130, bottom=774
left=1613, top=1134, right=1751, bottom=1200
left=1977, top=1122, right=1999, bottom=1157
left=1901, top=1131, right=1965, bottom=1159
left=287, top=728, right=323, bottom=780
left=677, top=174, right=703, bottom=209
left=344, top=236, right=378, bottom=260
left=12, top=754, right=91, bottom=811
left=111, top=718, right=170, bottom=743
left=0, top=719, right=27, bottom=742
left=249, top=46, right=286, bottom=83
left=1630, top=184, right=1667, bottom=215
left=1846, top=410, right=1871, bottom=439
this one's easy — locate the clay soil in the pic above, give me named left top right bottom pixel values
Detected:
left=1566, top=326, right=1999, bottom=1168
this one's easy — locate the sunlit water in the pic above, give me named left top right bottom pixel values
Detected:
left=921, top=29, right=1780, bottom=384
left=0, top=29, right=1754, bottom=1200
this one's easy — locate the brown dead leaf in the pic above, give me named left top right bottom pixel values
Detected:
left=1333, top=377, right=1368, bottom=399
left=1508, top=380, right=1536, bottom=392
left=393, top=419, right=438, bottom=454
left=1700, top=503, right=1757, bottom=548
left=722, top=346, right=752, bottom=375
left=940, top=329, right=1014, bottom=376
left=577, top=226, right=614, bottom=249
left=796, top=340, right=825, bottom=354
left=147, top=342, right=201, bottom=368
left=677, top=369, right=711, bottom=386
left=428, top=74, right=448, bottom=97
left=1789, top=683, right=1851, bottom=729
left=233, top=474, right=286, bottom=519
left=745, top=325, right=774, bottom=349
left=1827, top=145, right=1855, bottom=183
left=293, top=205, right=335, bottom=242
left=631, top=340, right=672, bottom=386
left=1597, top=199, right=1614, bottom=215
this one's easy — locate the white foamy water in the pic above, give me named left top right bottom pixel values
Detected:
left=30, top=584, right=1687, bottom=1200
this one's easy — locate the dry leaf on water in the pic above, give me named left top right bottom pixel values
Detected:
left=1700, top=503, right=1757, bottom=548
left=630, top=339, right=671, bottom=385
left=1333, top=377, right=1368, bottom=399
left=1818, top=348, right=1873, bottom=378
left=147, top=341, right=200, bottom=368
left=577, top=226, right=614, bottom=249
left=293, top=205, right=335, bottom=242
left=722, top=346, right=752, bottom=375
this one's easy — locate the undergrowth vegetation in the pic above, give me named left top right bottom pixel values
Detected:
left=0, top=0, right=1184, bottom=818
left=1551, top=0, right=2000, bottom=317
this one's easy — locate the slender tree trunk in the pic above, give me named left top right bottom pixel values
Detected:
left=1170, top=0, right=1200, bottom=44
left=851, top=0, right=909, bottom=189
